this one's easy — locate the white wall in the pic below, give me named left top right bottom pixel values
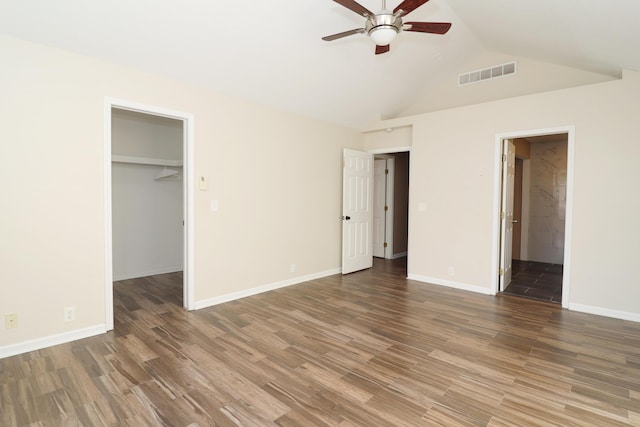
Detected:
left=527, top=140, right=567, bottom=264
left=111, top=110, right=184, bottom=280
left=112, top=163, right=183, bottom=280
left=365, top=70, right=640, bottom=321
left=0, top=35, right=361, bottom=355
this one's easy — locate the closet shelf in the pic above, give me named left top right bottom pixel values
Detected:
left=112, top=155, right=183, bottom=167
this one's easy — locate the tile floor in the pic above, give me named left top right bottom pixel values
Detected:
left=503, top=260, right=563, bottom=303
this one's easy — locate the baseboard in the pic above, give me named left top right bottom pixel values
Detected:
left=390, top=252, right=407, bottom=259
left=407, top=274, right=493, bottom=295
left=113, top=267, right=183, bottom=281
left=569, top=303, right=640, bottom=323
left=0, top=325, right=107, bottom=359
left=194, top=268, right=341, bottom=310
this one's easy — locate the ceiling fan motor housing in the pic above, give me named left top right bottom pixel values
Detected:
left=366, top=12, right=403, bottom=45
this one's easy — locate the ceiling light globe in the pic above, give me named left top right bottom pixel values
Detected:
left=369, top=26, right=397, bottom=46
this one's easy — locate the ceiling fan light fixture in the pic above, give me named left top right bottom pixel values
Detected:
left=369, top=26, right=398, bottom=46
left=322, top=0, right=451, bottom=55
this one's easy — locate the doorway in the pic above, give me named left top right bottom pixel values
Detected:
left=494, top=127, right=574, bottom=308
left=373, top=152, right=410, bottom=261
left=103, top=98, right=195, bottom=330
left=371, top=150, right=409, bottom=280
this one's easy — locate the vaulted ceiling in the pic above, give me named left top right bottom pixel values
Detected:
left=2, top=0, right=639, bottom=129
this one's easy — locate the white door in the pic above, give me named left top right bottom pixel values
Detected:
left=342, top=149, right=374, bottom=274
left=499, top=139, right=516, bottom=291
left=373, top=159, right=387, bottom=258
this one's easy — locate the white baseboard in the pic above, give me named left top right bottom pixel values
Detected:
left=0, top=325, right=107, bottom=360
left=569, top=303, right=640, bottom=323
left=194, top=268, right=341, bottom=310
left=390, top=252, right=407, bottom=259
left=113, top=267, right=183, bottom=282
left=407, top=274, right=493, bottom=295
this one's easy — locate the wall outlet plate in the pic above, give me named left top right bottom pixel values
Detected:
left=64, top=306, right=75, bottom=322
left=5, top=313, right=17, bottom=329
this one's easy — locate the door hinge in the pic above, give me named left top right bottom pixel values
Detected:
left=499, top=268, right=504, bottom=275
left=502, top=154, right=507, bottom=162
left=385, top=169, right=389, bottom=174
left=501, top=212, right=505, bottom=220
left=384, top=242, right=388, bottom=248
left=384, top=205, right=388, bottom=211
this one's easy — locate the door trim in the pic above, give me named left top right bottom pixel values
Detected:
left=491, top=126, right=575, bottom=308
left=373, top=156, right=396, bottom=259
left=103, top=97, right=195, bottom=330
left=384, top=157, right=395, bottom=259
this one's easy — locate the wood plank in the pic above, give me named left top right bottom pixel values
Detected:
left=1, top=258, right=640, bottom=425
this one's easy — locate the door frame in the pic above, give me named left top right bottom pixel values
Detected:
left=103, top=97, right=195, bottom=330
left=491, top=126, right=574, bottom=308
left=373, top=155, right=395, bottom=259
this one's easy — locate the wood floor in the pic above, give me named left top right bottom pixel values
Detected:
left=2, top=258, right=640, bottom=426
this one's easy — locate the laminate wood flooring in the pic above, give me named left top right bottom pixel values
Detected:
left=2, top=258, right=640, bottom=426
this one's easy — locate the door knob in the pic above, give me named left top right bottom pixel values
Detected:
left=512, top=219, right=519, bottom=223
left=341, top=216, right=351, bottom=220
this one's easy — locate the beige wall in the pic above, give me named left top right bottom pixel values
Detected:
left=363, top=126, right=412, bottom=151
left=398, top=51, right=615, bottom=118
left=0, top=36, right=361, bottom=352
left=365, top=70, right=640, bottom=320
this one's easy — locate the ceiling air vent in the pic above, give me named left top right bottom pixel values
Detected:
left=458, top=61, right=517, bottom=86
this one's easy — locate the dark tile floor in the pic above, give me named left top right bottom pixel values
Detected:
left=503, top=260, right=563, bottom=303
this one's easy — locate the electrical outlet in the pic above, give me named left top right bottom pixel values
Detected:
left=64, top=306, right=75, bottom=323
left=5, top=313, right=17, bottom=329
left=448, top=266, right=455, bottom=276
left=290, top=264, right=296, bottom=273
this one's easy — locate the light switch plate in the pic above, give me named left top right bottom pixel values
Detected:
left=199, top=176, right=209, bottom=191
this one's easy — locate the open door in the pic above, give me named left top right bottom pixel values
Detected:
left=373, top=158, right=387, bottom=258
left=499, top=139, right=516, bottom=291
left=342, top=149, right=373, bottom=274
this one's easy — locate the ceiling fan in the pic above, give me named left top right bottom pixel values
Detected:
left=322, top=0, right=451, bottom=55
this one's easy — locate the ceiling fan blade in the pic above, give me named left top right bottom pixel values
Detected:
left=375, top=45, right=391, bottom=55
left=322, top=28, right=366, bottom=41
left=332, top=0, right=373, bottom=17
left=403, top=22, right=452, bottom=34
left=393, top=0, right=430, bottom=16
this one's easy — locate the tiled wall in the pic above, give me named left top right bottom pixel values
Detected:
left=528, top=140, right=567, bottom=264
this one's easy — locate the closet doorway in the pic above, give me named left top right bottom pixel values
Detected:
left=104, top=98, right=195, bottom=330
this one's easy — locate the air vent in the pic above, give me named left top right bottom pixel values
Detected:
left=458, top=61, right=517, bottom=86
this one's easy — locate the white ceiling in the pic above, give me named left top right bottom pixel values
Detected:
left=2, top=0, right=639, bottom=129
